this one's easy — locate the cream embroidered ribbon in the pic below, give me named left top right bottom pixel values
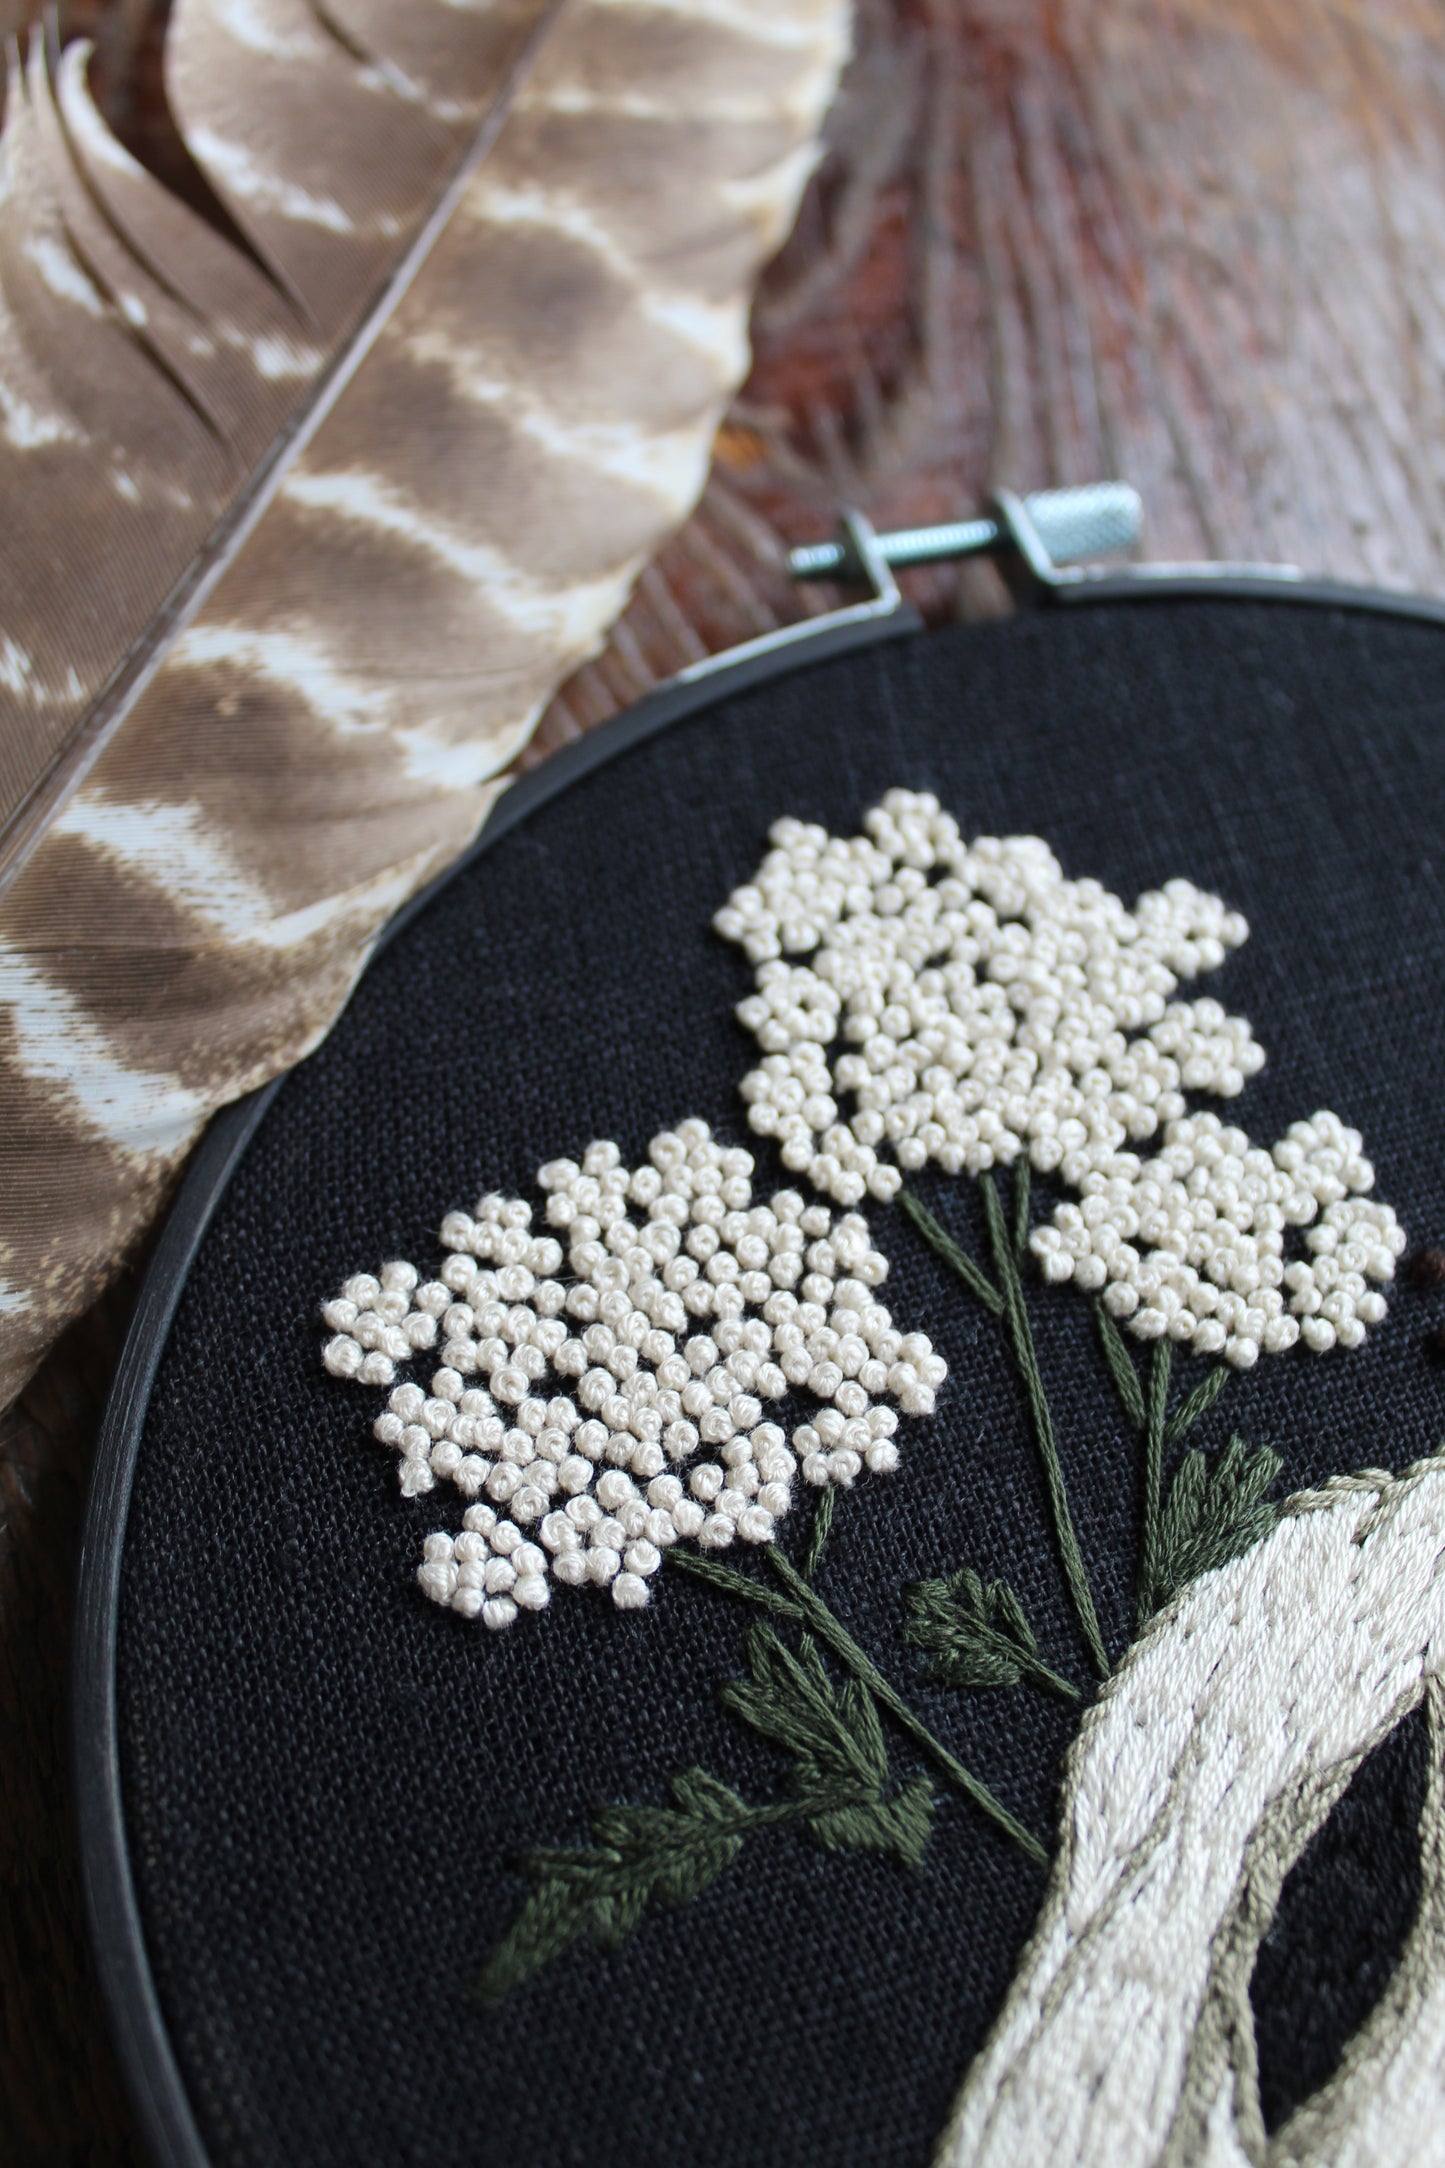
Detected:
left=937, top=1458, right=1445, bottom=2168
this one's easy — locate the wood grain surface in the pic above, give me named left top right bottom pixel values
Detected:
left=9, top=0, right=1445, bottom=2156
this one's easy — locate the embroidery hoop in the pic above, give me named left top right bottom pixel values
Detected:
left=73, top=507, right=1445, bottom=2168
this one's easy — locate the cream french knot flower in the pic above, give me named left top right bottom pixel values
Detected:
left=716, top=790, right=1404, bottom=1368
left=322, top=1121, right=945, bottom=1628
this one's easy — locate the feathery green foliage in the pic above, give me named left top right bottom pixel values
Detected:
left=903, top=1569, right=1079, bottom=1700
left=1154, top=1433, right=1283, bottom=1607
left=480, top=1601, right=940, bottom=1999
left=478, top=1767, right=754, bottom=2001
left=723, top=1624, right=934, bottom=1864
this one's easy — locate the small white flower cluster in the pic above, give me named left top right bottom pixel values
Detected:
left=716, top=791, right=1405, bottom=1364
left=1031, top=1111, right=1405, bottom=1364
left=322, top=1121, right=945, bottom=1629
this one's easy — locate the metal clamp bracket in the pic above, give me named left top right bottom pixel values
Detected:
left=671, top=480, right=1325, bottom=699
left=789, top=482, right=1143, bottom=589
left=789, top=481, right=1308, bottom=607
left=676, top=508, right=912, bottom=686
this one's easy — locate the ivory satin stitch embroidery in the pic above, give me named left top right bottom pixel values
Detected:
left=937, top=1462, right=1445, bottom=2168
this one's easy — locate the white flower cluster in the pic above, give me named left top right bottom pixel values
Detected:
left=322, top=1120, right=945, bottom=1629
left=716, top=791, right=1405, bottom=1365
left=1032, top=1111, right=1405, bottom=1364
left=716, top=794, right=1257, bottom=1204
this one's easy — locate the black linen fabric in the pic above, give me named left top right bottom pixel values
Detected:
left=116, top=600, right=1445, bottom=2168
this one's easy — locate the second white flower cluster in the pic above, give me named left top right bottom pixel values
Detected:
left=1031, top=1110, right=1405, bottom=1363
left=321, top=1121, right=945, bottom=1628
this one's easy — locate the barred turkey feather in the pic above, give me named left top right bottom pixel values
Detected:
left=0, top=0, right=851, bottom=1404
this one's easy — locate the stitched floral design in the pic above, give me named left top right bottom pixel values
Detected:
left=322, top=1132, right=1043, bottom=1967
left=713, top=790, right=1413, bottom=1691
left=317, top=791, right=1434, bottom=2045
left=716, top=792, right=1405, bottom=1367
left=323, top=1120, right=944, bottom=1627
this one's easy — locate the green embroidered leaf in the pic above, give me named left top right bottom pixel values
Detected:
left=1093, top=1299, right=1146, bottom=1429
left=720, top=1624, right=935, bottom=1866
left=1163, top=1361, right=1231, bottom=1447
left=806, top=1776, right=935, bottom=1868
left=904, top=1569, right=1037, bottom=1689
left=666, top=1767, right=746, bottom=1824
left=478, top=1767, right=749, bottom=2001
left=903, top=1570, right=1079, bottom=1700
left=1155, top=1433, right=1283, bottom=1603
left=722, top=1624, right=890, bottom=1794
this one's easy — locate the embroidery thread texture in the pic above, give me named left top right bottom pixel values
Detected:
left=716, top=793, right=1405, bottom=1366
left=718, top=792, right=1405, bottom=1673
left=476, top=1525, right=945, bottom=2000
left=1269, top=1676, right=1445, bottom=2168
left=935, top=1459, right=1445, bottom=2168
left=323, top=1120, right=945, bottom=1627
left=316, top=793, right=1434, bottom=2102
left=902, top=1569, right=1079, bottom=1701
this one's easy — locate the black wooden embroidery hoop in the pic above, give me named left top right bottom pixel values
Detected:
left=72, top=520, right=1445, bottom=2168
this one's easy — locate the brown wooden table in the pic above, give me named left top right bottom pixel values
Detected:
left=8, top=0, right=1445, bottom=2154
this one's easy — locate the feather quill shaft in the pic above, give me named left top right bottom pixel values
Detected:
left=0, top=0, right=853, bottom=1403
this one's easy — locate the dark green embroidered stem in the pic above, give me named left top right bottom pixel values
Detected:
left=898, top=1188, right=1004, bottom=1316
left=980, top=1173, right=1108, bottom=1680
left=1137, top=1338, right=1173, bottom=1628
left=802, top=1483, right=836, bottom=1582
left=1163, top=1361, right=1231, bottom=1448
left=672, top=1551, right=799, bottom=1615
left=671, top=1551, right=1046, bottom=1864
left=1092, top=1297, right=1230, bottom=1452
left=765, top=1553, right=1047, bottom=1864
left=1012, top=1157, right=1032, bottom=1258
left=1092, top=1299, right=1146, bottom=1430
left=1094, top=1305, right=1232, bottom=1623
